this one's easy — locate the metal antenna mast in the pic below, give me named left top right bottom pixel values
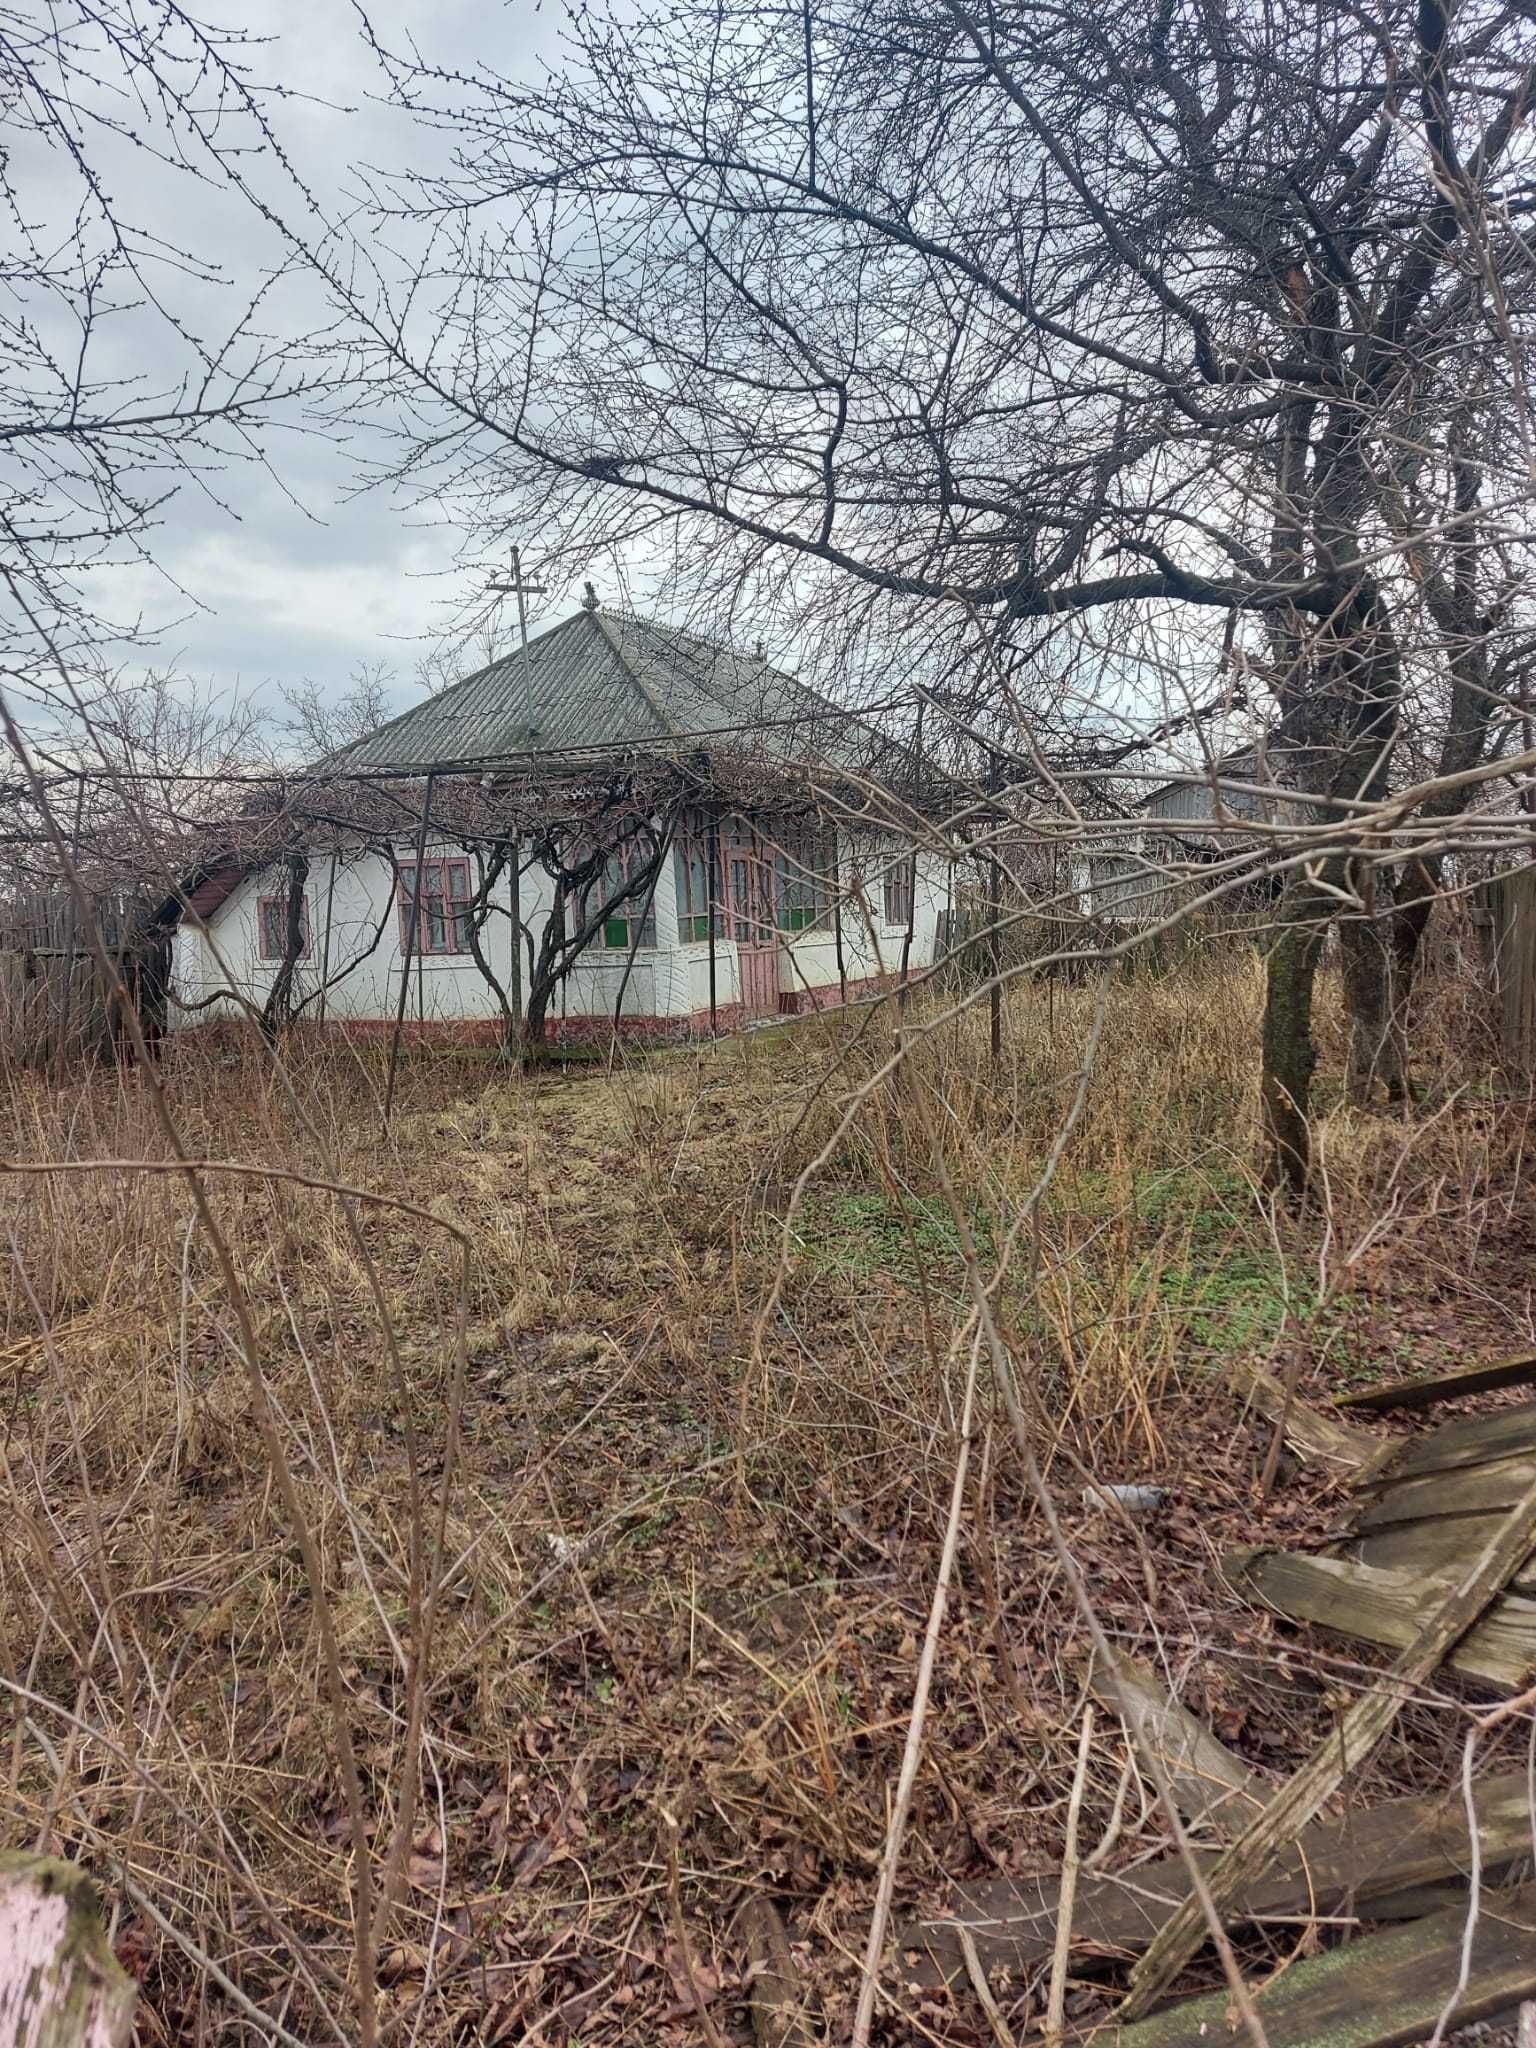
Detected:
left=485, top=547, right=550, bottom=1054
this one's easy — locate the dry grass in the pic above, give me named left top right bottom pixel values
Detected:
left=2, top=952, right=1533, bottom=2044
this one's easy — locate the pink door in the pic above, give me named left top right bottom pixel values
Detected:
left=738, top=940, right=780, bottom=1016
left=723, top=822, right=781, bottom=1017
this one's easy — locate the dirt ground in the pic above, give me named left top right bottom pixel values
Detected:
left=4, top=964, right=1534, bottom=2044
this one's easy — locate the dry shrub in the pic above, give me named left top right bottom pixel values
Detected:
left=0, top=947, right=1526, bottom=2044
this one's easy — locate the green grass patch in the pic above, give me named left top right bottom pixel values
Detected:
left=793, top=1164, right=1324, bottom=1361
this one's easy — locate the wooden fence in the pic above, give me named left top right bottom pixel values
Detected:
left=1484, top=866, right=1536, bottom=1071
left=0, top=891, right=166, bottom=1068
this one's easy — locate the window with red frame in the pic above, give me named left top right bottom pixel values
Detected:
left=258, top=892, right=311, bottom=961
left=398, top=857, right=472, bottom=955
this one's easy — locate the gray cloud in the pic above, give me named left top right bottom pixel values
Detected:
left=77, top=0, right=575, bottom=712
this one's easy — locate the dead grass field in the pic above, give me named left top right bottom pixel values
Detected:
left=3, top=949, right=1534, bottom=2045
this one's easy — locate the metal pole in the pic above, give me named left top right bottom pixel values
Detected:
left=384, top=773, right=434, bottom=1130
left=507, top=547, right=543, bottom=1055
left=706, top=811, right=719, bottom=1036
left=513, top=545, right=535, bottom=746
left=508, top=829, right=524, bottom=1053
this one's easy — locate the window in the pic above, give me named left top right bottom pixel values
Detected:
left=397, top=857, right=472, bottom=955
left=591, top=838, right=657, bottom=950
left=257, top=891, right=310, bottom=961
left=774, top=825, right=834, bottom=932
left=674, top=825, right=720, bottom=943
left=883, top=857, right=914, bottom=929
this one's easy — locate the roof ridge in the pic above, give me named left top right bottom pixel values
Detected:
left=588, top=608, right=683, bottom=741
left=614, top=609, right=839, bottom=733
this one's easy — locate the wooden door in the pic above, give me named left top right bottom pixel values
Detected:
left=722, top=821, right=781, bottom=1017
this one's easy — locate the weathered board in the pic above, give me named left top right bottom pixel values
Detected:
left=1229, top=1549, right=1536, bottom=1691
left=1105, top=1881, right=1536, bottom=2048
left=1226, top=1357, right=1378, bottom=1468
left=1361, top=1400, right=1536, bottom=1487
left=1087, top=1648, right=1262, bottom=1837
left=1356, top=1450, right=1536, bottom=1532
left=902, top=1768, right=1536, bottom=1983
left=1337, top=1347, right=1536, bottom=1413
left=1347, top=1514, right=1536, bottom=1596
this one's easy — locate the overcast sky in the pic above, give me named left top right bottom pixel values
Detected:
left=88, top=0, right=576, bottom=725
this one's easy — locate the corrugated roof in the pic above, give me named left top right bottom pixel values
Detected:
left=326, top=607, right=861, bottom=775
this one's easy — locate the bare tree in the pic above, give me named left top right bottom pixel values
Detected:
left=353, top=0, right=1536, bottom=1189
left=1, top=0, right=325, bottom=716
left=279, top=666, right=401, bottom=764
left=522, top=811, right=669, bottom=1047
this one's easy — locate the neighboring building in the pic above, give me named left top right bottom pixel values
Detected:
left=1087, top=747, right=1299, bottom=925
left=169, top=603, right=952, bottom=1042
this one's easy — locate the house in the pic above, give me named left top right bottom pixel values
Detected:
left=168, top=602, right=953, bottom=1043
left=1087, top=746, right=1300, bottom=926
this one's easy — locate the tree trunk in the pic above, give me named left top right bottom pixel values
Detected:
left=261, top=852, right=310, bottom=1041
left=1262, top=883, right=1328, bottom=1197
left=522, top=883, right=567, bottom=1048
left=1338, top=886, right=1407, bottom=1105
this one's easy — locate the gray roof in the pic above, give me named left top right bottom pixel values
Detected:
left=326, top=606, right=866, bottom=776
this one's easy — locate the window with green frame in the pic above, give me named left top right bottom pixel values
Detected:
left=585, top=837, right=657, bottom=950
left=774, top=824, right=835, bottom=931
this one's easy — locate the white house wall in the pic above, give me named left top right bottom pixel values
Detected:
left=170, top=831, right=952, bottom=1034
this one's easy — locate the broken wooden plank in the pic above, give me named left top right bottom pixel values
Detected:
left=0, top=1854, right=135, bottom=2048
left=1228, top=1548, right=1536, bottom=1692
left=1336, top=1346, right=1536, bottom=1413
left=1086, top=1648, right=1262, bottom=1836
left=1357, top=1449, right=1536, bottom=1531
left=1348, top=1514, right=1536, bottom=1596
left=1107, top=1881, right=1536, bottom=2048
left=1121, top=1457, right=1536, bottom=2018
left=902, top=1766, right=1536, bottom=1982
left=1226, top=1356, right=1377, bottom=1469
left=1358, top=1399, right=1536, bottom=1488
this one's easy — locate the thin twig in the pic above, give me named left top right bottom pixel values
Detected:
left=661, top=1806, right=731, bottom=2048
left=1047, top=1702, right=1095, bottom=2044
left=850, top=1317, right=985, bottom=2048
left=958, top=1924, right=1020, bottom=2048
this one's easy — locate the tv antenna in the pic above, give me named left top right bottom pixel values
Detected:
left=486, top=545, right=548, bottom=747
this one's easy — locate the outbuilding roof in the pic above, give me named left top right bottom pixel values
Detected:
left=325, top=604, right=867, bottom=777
